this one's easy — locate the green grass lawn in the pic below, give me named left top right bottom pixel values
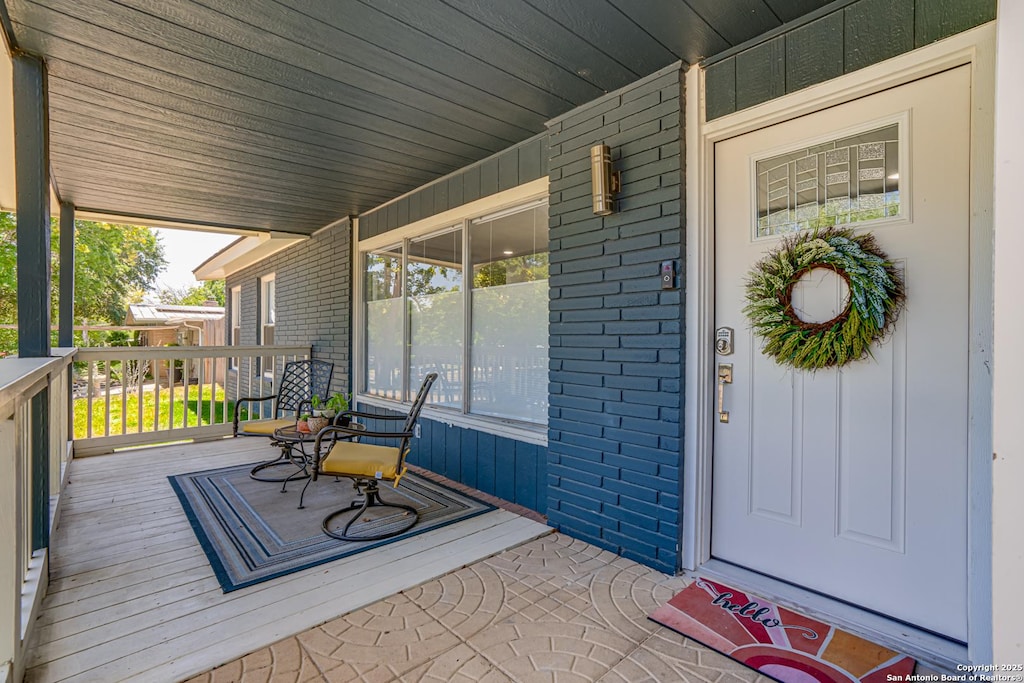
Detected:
left=73, top=383, right=250, bottom=439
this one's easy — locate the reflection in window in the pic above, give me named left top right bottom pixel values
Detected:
left=408, top=229, right=463, bottom=408
left=359, top=199, right=549, bottom=427
left=755, top=123, right=900, bottom=238
left=470, top=204, right=548, bottom=423
left=364, top=248, right=403, bottom=400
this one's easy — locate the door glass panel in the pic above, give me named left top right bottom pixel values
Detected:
left=755, top=122, right=900, bottom=238
left=408, top=229, right=463, bottom=409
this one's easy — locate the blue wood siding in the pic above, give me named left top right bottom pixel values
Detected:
left=355, top=405, right=548, bottom=514
left=704, top=0, right=996, bottom=120
left=359, top=133, right=549, bottom=241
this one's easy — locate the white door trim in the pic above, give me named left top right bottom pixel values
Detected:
left=683, top=23, right=996, bottom=664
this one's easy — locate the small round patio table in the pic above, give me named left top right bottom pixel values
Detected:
left=248, top=424, right=319, bottom=491
left=250, top=421, right=365, bottom=496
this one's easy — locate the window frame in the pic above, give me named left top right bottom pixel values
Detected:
left=260, top=274, right=276, bottom=345
left=353, top=179, right=549, bottom=446
left=259, top=274, right=276, bottom=378
left=229, top=285, right=241, bottom=370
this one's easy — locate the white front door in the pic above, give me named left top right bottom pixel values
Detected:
left=711, top=66, right=971, bottom=642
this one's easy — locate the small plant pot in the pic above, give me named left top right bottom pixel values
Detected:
left=296, top=420, right=311, bottom=433
left=307, top=416, right=330, bottom=433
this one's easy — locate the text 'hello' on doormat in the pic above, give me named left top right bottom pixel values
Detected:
left=649, top=578, right=917, bottom=683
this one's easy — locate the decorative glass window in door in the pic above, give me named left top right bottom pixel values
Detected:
left=754, top=122, right=900, bottom=238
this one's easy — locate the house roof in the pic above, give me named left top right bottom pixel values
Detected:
left=0, top=0, right=831, bottom=235
left=125, top=303, right=225, bottom=326
left=193, top=231, right=310, bottom=280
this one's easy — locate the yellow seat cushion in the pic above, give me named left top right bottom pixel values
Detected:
left=321, top=441, right=406, bottom=481
left=238, top=418, right=295, bottom=435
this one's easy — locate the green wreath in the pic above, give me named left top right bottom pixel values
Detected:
left=743, top=227, right=905, bottom=370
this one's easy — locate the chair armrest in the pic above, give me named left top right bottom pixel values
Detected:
left=338, top=409, right=408, bottom=421
left=232, top=395, right=278, bottom=436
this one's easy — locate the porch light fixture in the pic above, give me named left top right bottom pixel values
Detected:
left=590, top=144, right=620, bottom=215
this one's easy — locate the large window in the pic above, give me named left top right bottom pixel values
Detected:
left=360, top=200, right=548, bottom=426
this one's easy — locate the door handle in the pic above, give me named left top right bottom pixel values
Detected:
left=718, top=363, right=733, bottom=423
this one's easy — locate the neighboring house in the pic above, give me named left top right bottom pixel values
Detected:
left=124, top=302, right=226, bottom=348
left=125, top=302, right=226, bottom=383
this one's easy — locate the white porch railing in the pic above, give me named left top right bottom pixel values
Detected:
left=72, top=345, right=311, bottom=457
left=0, top=348, right=75, bottom=683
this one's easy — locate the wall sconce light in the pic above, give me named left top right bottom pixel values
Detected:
left=590, top=143, right=621, bottom=216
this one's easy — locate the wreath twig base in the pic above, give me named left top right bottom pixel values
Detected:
left=743, top=228, right=905, bottom=370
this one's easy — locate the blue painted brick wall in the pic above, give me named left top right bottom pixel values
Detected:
left=546, top=64, right=684, bottom=574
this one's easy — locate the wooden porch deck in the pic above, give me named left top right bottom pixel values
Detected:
left=25, top=438, right=550, bottom=683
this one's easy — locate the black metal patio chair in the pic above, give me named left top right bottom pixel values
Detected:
left=232, top=359, right=333, bottom=437
left=307, top=372, right=437, bottom=541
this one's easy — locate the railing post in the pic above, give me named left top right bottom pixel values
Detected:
left=30, top=388, right=49, bottom=551
left=49, top=371, right=61, bottom=496
left=58, top=203, right=75, bottom=349
left=0, top=411, right=19, bottom=679
left=12, top=52, right=51, bottom=359
left=58, top=200, right=77, bottom=444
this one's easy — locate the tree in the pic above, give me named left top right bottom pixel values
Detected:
left=72, top=219, right=165, bottom=324
left=0, top=212, right=167, bottom=354
left=157, top=280, right=225, bottom=307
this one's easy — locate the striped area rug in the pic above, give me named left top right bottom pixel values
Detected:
left=170, top=464, right=493, bottom=592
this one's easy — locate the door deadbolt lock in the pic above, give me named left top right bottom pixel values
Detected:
left=715, top=327, right=734, bottom=355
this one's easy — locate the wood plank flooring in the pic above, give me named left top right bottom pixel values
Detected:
left=25, top=438, right=551, bottom=683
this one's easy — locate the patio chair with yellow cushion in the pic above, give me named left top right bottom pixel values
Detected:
left=232, top=359, right=333, bottom=437
left=309, top=372, right=437, bottom=541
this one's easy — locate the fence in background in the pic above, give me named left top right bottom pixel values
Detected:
left=72, top=345, right=310, bottom=456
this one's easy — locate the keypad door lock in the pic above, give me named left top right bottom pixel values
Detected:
left=715, top=327, right=734, bottom=355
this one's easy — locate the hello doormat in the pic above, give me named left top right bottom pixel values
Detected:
left=650, top=578, right=917, bottom=683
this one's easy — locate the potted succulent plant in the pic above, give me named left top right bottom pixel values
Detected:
left=296, top=412, right=312, bottom=433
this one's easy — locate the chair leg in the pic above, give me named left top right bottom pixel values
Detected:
left=321, top=480, right=418, bottom=541
left=250, top=442, right=310, bottom=487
